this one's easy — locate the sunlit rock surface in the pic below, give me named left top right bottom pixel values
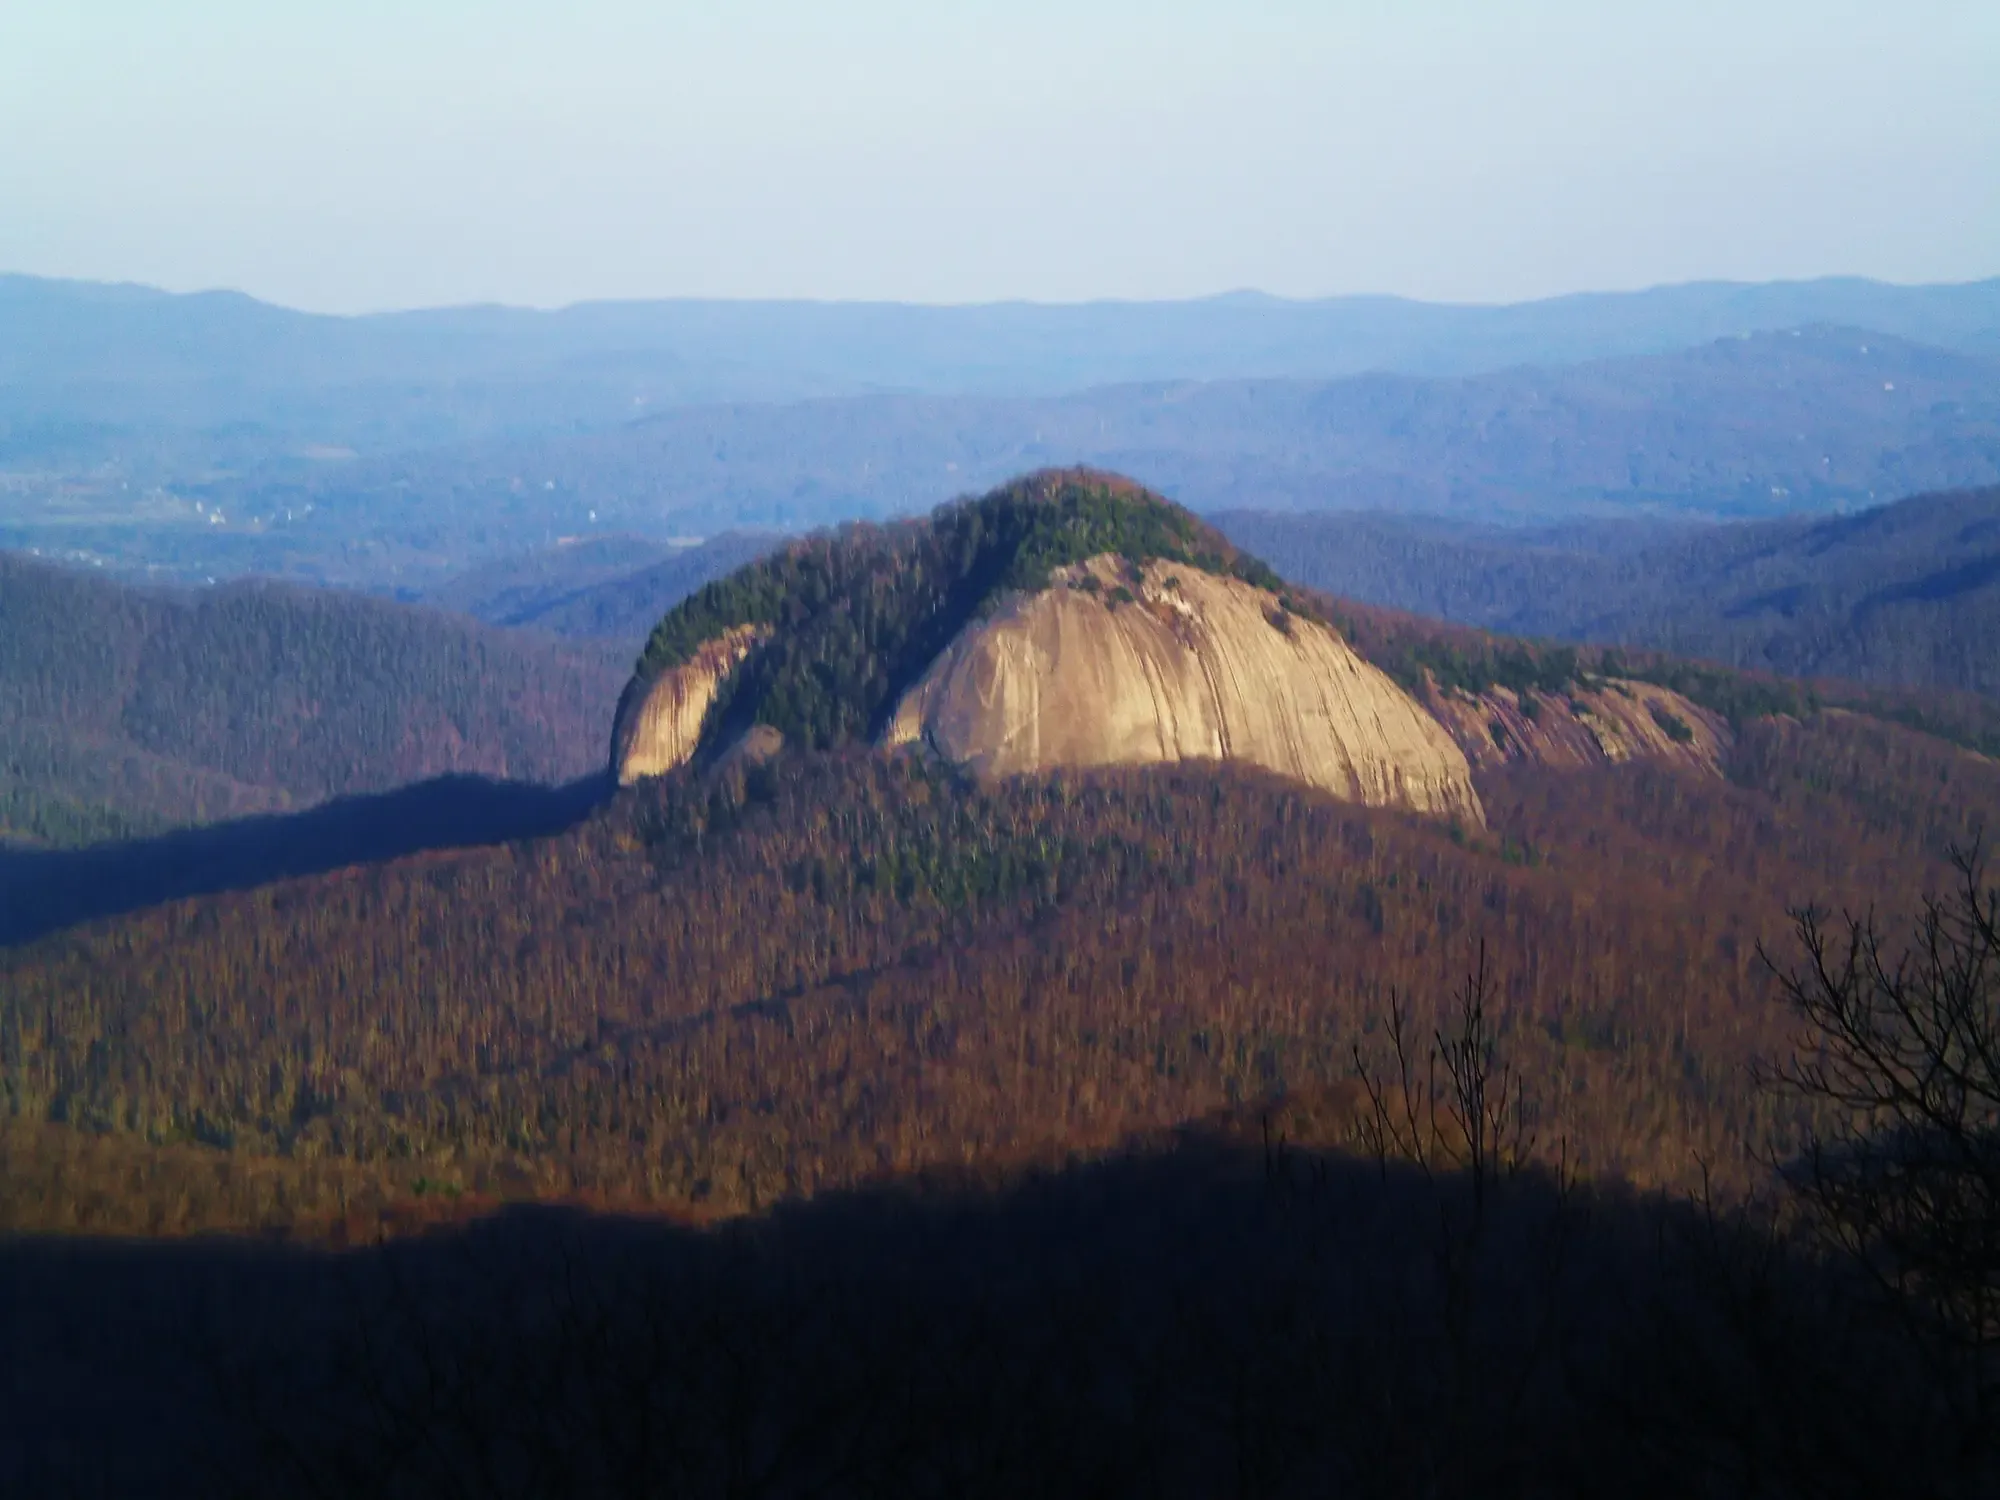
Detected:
left=611, top=624, right=769, bottom=785
left=883, top=556, right=1485, bottom=823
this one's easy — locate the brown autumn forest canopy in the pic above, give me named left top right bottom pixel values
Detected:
left=0, top=550, right=627, bottom=847
left=5, top=469, right=1999, bottom=1242
left=4, top=698, right=1996, bottom=1237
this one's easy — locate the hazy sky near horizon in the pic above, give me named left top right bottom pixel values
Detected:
left=2, top=1, right=1994, bottom=313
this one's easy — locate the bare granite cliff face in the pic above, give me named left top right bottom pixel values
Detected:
left=611, top=624, right=769, bottom=785
left=1425, top=678, right=1731, bottom=775
left=882, top=557, right=1485, bottom=823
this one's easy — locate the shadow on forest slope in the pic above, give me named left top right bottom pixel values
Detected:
left=0, top=772, right=610, bottom=947
left=0, top=1129, right=1985, bottom=1500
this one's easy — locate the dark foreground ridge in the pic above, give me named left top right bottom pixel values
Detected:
left=3, top=1130, right=1989, bottom=1499
left=0, top=773, right=609, bottom=947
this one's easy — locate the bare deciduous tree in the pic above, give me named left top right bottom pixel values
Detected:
left=1351, top=942, right=1538, bottom=1204
left=1761, top=842, right=2000, bottom=1355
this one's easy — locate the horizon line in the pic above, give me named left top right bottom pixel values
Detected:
left=6, top=269, right=1998, bottom=323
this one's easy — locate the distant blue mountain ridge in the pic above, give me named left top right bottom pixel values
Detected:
left=4, top=272, right=1997, bottom=446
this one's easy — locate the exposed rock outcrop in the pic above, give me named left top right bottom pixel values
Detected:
left=1426, top=678, right=1731, bottom=775
left=611, top=624, right=769, bottom=786
left=606, top=474, right=1756, bottom=819
left=882, top=557, right=1485, bottom=823
left=712, top=723, right=786, bottom=775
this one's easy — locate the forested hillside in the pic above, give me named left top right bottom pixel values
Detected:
left=0, top=552, right=628, bottom=844
left=6, top=695, right=1994, bottom=1237
left=1223, top=485, right=2000, bottom=698
left=8, top=505, right=2000, bottom=1495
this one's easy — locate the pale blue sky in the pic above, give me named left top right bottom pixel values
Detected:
left=2, top=0, right=1994, bottom=312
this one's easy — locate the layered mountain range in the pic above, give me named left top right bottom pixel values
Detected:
left=12, top=280, right=2000, bottom=595
left=1220, top=483, right=2000, bottom=699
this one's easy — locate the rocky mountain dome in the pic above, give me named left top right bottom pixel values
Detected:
left=611, top=470, right=1491, bottom=820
